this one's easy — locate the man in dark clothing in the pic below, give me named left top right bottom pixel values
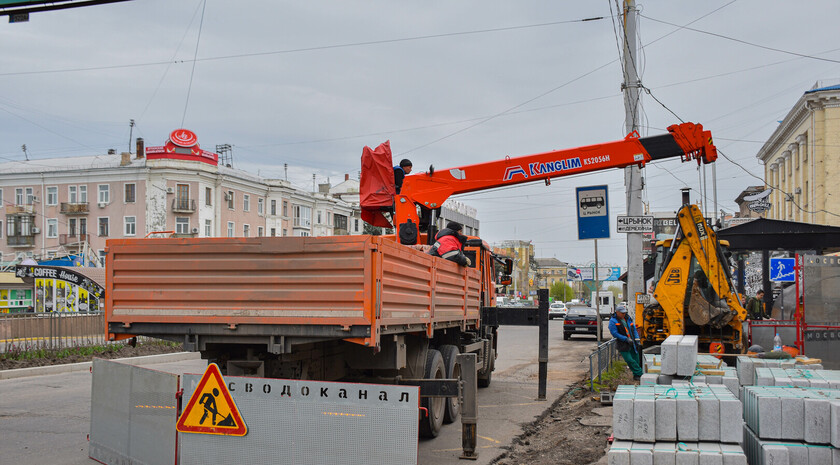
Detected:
left=393, top=159, right=413, bottom=194
left=746, top=290, right=769, bottom=320
left=608, top=306, right=644, bottom=379
left=428, top=221, right=471, bottom=266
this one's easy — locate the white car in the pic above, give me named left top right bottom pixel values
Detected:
left=548, top=302, right=567, bottom=320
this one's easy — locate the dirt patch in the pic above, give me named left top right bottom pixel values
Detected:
left=491, top=369, right=635, bottom=465
left=0, top=341, right=185, bottom=370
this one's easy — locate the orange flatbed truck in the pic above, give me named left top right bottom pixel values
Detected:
left=106, top=123, right=718, bottom=438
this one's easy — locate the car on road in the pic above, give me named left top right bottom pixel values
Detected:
left=597, top=305, right=613, bottom=320
left=548, top=302, right=567, bottom=319
left=563, top=305, right=599, bottom=340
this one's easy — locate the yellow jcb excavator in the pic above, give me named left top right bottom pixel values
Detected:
left=636, top=199, right=747, bottom=353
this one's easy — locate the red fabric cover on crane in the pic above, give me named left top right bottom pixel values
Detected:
left=360, top=141, right=396, bottom=227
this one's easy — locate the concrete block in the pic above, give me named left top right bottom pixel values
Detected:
left=722, top=377, right=739, bottom=397
left=675, top=443, right=699, bottom=465
left=705, top=374, right=722, bottom=385
left=698, top=396, right=720, bottom=441
left=808, top=446, right=831, bottom=465
left=804, top=397, right=830, bottom=444
left=614, top=396, right=635, bottom=440
left=656, top=397, right=678, bottom=441
left=736, top=357, right=754, bottom=386
left=781, top=396, right=805, bottom=441
left=658, top=375, right=675, bottom=386
left=761, top=445, right=789, bottom=464
left=757, top=395, right=782, bottom=439
left=785, top=444, right=808, bottom=464
left=719, top=398, right=742, bottom=443
left=634, top=398, right=656, bottom=442
left=662, top=336, right=681, bottom=375
left=641, top=374, right=659, bottom=386
left=832, top=447, right=840, bottom=465
left=608, top=440, right=632, bottom=465
left=692, top=375, right=707, bottom=384
left=831, top=400, right=840, bottom=448
left=698, top=443, right=722, bottom=465
left=677, top=335, right=699, bottom=377
left=677, top=397, right=699, bottom=441
left=653, top=442, right=676, bottom=465
left=630, top=442, right=654, bottom=465
left=719, top=444, right=746, bottom=465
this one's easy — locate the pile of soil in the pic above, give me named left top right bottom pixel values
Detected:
left=492, top=370, right=635, bottom=465
left=0, top=342, right=185, bottom=370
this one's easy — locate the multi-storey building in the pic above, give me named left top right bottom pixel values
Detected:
left=534, top=257, right=569, bottom=289
left=756, top=81, right=840, bottom=225
left=493, top=240, right=535, bottom=297
left=0, top=129, right=353, bottom=264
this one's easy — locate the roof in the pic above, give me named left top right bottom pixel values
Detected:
left=535, top=258, right=567, bottom=268
left=805, top=84, right=840, bottom=94
left=0, top=272, right=26, bottom=285
left=0, top=153, right=136, bottom=174
left=717, top=218, right=840, bottom=252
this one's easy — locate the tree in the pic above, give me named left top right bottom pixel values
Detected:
left=607, top=285, right=622, bottom=300
left=363, top=223, right=383, bottom=236
left=550, top=281, right=575, bottom=302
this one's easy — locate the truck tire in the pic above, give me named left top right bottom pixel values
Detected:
left=439, top=345, right=461, bottom=424
left=477, top=348, right=494, bottom=388
left=419, top=349, right=445, bottom=438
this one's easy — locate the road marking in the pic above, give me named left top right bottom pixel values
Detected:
left=478, top=435, right=500, bottom=444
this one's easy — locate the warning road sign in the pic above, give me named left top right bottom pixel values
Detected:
left=176, top=363, right=247, bottom=436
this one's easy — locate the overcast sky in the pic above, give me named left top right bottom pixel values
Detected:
left=1, top=0, right=838, bottom=266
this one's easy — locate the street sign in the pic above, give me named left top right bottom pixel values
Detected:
left=617, top=215, right=654, bottom=233
left=576, top=185, right=609, bottom=240
left=177, top=363, right=247, bottom=436
left=769, top=257, right=796, bottom=282
left=636, top=293, right=650, bottom=305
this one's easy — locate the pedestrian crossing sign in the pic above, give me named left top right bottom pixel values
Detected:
left=176, top=363, right=247, bottom=436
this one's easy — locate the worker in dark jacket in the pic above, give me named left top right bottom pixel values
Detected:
left=608, top=306, right=644, bottom=380
left=428, top=221, right=471, bottom=266
left=393, top=159, right=413, bottom=194
left=746, top=290, right=769, bottom=320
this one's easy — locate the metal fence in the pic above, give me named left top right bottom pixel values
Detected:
left=0, top=311, right=106, bottom=353
left=588, top=338, right=620, bottom=391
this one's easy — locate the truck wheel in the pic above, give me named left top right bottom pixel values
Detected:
left=439, top=345, right=461, bottom=424
left=419, top=349, right=445, bottom=438
left=477, top=348, right=495, bottom=388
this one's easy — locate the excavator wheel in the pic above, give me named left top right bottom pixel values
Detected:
left=419, top=349, right=445, bottom=438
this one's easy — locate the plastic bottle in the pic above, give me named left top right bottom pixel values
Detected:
left=773, top=333, right=782, bottom=352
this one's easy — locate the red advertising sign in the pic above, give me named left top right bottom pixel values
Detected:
left=145, top=129, right=218, bottom=166
left=170, top=129, right=198, bottom=148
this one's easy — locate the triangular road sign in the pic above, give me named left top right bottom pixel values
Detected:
left=176, top=363, right=247, bottom=436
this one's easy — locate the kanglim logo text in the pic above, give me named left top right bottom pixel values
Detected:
left=503, top=157, right=582, bottom=181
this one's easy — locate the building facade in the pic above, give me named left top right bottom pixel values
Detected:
left=493, top=240, right=535, bottom=297
left=0, top=130, right=354, bottom=264
left=756, top=81, right=840, bottom=226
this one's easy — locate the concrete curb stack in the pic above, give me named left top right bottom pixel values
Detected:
left=735, top=355, right=823, bottom=387
left=754, top=367, right=840, bottom=388
left=608, top=441, right=746, bottom=465
left=742, top=386, right=840, bottom=463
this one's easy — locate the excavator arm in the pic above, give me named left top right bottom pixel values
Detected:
left=388, top=122, right=716, bottom=243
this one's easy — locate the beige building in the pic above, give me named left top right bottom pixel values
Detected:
left=756, top=81, right=840, bottom=225
left=493, top=240, right=535, bottom=297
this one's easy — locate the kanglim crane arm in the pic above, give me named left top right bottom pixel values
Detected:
left=387, top=122, right=717, bottom=244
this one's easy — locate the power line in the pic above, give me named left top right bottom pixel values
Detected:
left=181, top=0, right=207, bottom=128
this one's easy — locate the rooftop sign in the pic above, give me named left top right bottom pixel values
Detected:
left=145, top=129, right=219, bottom=166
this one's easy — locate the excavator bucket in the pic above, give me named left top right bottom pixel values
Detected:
left=360, top=141, right=396, bottom=228
left=686, top=280, right=734, bottom=329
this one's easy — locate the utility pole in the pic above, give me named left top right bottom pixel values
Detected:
left=128, top=119, right=135, bottom=153
left=622, top=0, right=644, bottom=313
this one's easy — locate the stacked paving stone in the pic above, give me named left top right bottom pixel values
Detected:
left=741, top=386, right=840, bottom=463
left=642, top=348, right=740, bottom=397
left=659, top=335, right=699, bottom=377
left=735, top=355, right=823, bottom=387
left=607, top=440, right=746, bottom=465
left=754, top=367, right=840, bottom=388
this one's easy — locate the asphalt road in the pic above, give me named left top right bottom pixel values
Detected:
left=0, top=320, right=602, bottom=465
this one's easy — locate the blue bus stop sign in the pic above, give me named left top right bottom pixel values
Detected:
left=576, top=185, right=609, bottom=240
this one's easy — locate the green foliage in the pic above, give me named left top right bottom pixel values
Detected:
left=0, top=339, right=181, bottom=362
left=590, top=360, right=628, bottom=392
left=607, top=285, right=623, bottom=300
left=363, top=223, right=383, bottom=235
left=550, top=281, right=575, bottom=302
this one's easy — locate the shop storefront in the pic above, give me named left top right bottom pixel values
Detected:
left=14, top=265, right=105, bottom=312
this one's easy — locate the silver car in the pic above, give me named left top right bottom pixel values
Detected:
left=548, top=302, right=567, bottom=320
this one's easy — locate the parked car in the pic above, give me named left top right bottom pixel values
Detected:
left=598, top=305, right=613, bottom=320
left=548, top=302, right=567, bottom=320
left=563, top=305, right=599, bottom=340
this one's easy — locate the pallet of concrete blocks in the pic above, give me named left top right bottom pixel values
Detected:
left=754, top=367, right=840, bottom=389
left=607, top=440, right=746, bottom=465
left=736, top=355, right=823, bottom=386
left=659, top=335, right=698, bottom=377
left=612, top=384, right=742, bottom=444
left=640, top=369, right=740, bottom=398
left=742, top=385, right=840, bottom=446
left=644, top=353, right=727, bottom=374
left=743, top=423, right=840, bottom=465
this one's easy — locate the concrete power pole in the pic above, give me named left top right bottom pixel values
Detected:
left=622, top=0, right=644, bottom=309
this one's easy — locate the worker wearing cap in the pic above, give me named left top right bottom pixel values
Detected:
left=394, top=159, right=413, bottom=195
left=609, top=305, right=644, bottom=380
left=428, top=221, right=471, bottom=267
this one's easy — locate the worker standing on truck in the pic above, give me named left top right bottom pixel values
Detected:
left=428, top=221, right=471, bottom=266
left=394, top=159, right=412, bottom=194
left=746, top=290, right=769, bottom=320
left=609, top=306, right=643, bottom=380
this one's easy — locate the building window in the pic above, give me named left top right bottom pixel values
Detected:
left=258, top=198, right=264, bottom=215
left=298, top=231, right=310, bottom=237
left=227, top=191, right=234, bottom=209
left=271, top=228, right=276, bottom=237
left=98, top=217, right=109, bottom=237
left=98, top=184, right=110, bottom=204
left=258, top=226, right=264, bottom=237
left=98, top=250, right=106, bottom=265
left=205, top=187, right=212, bottom=206
left=15, top=188, right=23, bottom=205
left=79, top=185, right=88, bottom=203
left=7, top=216, right=33, bottom=236
left=176, top=217, right=189, bottom=234
left=47, top=219, right=58, bottom=238
left=25, top=187, right=33, bottom=205
left=0, top=189, right=3, bottom=206
left=282, top=201, right=288, bottom=217
left=227, top=222, right=234, bottom=237
left=243, top=224, right=250, bottom=237
left=47, top=187, right=58, bottom=206
left=124, top=216, right=136, bottom=236
left=124, top=183, right=136, bottom=203
left=69, top=186, right=77, bottom=203
left=293, top=205, right=311, bottom=227
left=0, top=220, right=3, bottom=238
left=68, top=218, right=77, bottom=236
left=205, top=219, right=212, bottom=237
left=317, top=210, right=322, bottom=224
left=243, top=194, right=250, bottom=212
left=354, top=219, right=359, bottom=232
left=80, top=218, right=87, bottom=235
left=271, top=200, right=276, bottom=215
left=283, top=229, right=288, bottom=236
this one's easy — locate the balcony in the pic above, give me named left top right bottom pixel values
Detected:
left=59, top=234, right=90, bottom=245
left=172, top=198, right=196, bottom=213
left=60, top=202, right=90, bottom=215
left=7, top=204, right=35, bottom=215
left=7, top=236, right=35, bottom=247
left=293, top=218, right=311, bottom=228
left=171, top=232, right=198, bottom=238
